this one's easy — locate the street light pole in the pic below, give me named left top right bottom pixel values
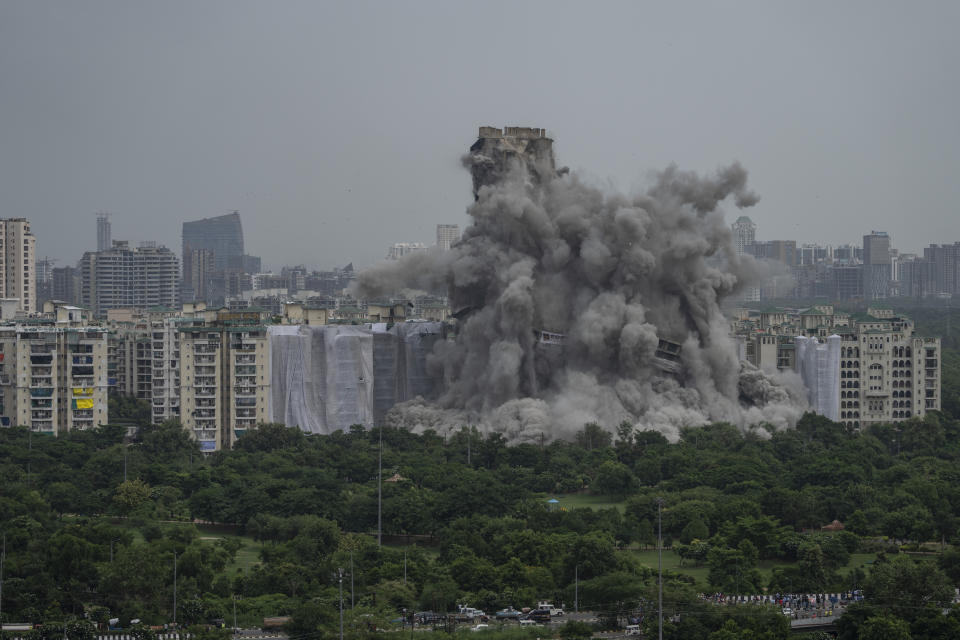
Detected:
left=350, top=551, right=355, bottom=608
left=378, top=424, right=383, bottom=547
left=656, top=497, right=664, bottom=640
left=173, top=552, right=177, bottom=627
left=338, top=568, right=344, bottom=640
left=574, top=564, right=579, bottom=614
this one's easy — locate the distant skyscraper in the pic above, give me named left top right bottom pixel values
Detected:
left=96, top=213, right=112, bottom=252
left=0, top=218, right=36, bottom=312
left=182, top=211, right=244, bottom=282
left=436, top=224, right=460, bottom=251
left=731, top=216, right=756, bottom=256
left=863, top=231, right=891, bottom=300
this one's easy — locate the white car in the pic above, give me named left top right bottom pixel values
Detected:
left=782, top=607, right=793, bottom=617
left=625, top=625, right=641, bottom=635
left=470, top=624, right=489, bottom=632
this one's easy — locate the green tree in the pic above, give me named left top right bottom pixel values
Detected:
left=858, top=613, right=911, bottom=640
left=113, top=479, right=151, bottom=515
left=592, top=461, right=636, bottom=497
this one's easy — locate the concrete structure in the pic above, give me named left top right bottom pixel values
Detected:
left=178, top=309, right=270, bottom=451
left=182, top=212, right=245, bottom=274
left=731, top=216, right=756, bottom=257
left=386, top=243, right=427, bottom=260
left=80, top=241, right=180, bottom=316
left=436, top=224, right=460, bottom=251
left=862, top=231, right=891, bottom=300
left=0, top=218, right=36, bottom=313
left=733, top=306, right=940, bottom=429
left=922, top=242, right=960, bottom=296
left=0, top=320, right=108, bottom=433
left=96, top=213, right=112, bottom=252
left=468, top=126, right=556, bottom=199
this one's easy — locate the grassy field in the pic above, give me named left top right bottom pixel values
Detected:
left=548, top=493, right=627, bottom=512
left=629, top=548, right=878, bottom=590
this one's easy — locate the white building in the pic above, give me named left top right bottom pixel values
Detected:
left=436, top=224, right=460, bottom=251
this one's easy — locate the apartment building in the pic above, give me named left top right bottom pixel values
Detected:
left=0, top=322, right=108, bottom=433
left=80, top=241, right=180, bottom=316
left=0, top=218, right=36, bottom=313
left=734, top=306, right=940, bottom=429
left=179, top=310, right=270, bottom=451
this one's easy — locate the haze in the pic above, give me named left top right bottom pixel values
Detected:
left=2, top=0, right=958, bottom=270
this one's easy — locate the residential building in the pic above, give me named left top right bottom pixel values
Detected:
left=96, top=213, right=112, bottom=252
left=0, top=218, right=36, bottom=313
left=923, top=242, right=960, bottom=296
left=178, top=310, right=270, bottom=452
left=437, top=224, right=460, bottom=251
left=733, top=306, right=940, bottom=429
left=80, top=241, right=180, bottom=316
left=862, top=231, right=891, bottom=300
left=0, top=319, right=109, bottom=433
left=731, top=216, right=756, bottom=256
left=386, top=243, right=427, bottom=260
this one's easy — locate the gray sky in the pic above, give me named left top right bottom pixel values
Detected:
left=2, top=0, right=958, bottom=271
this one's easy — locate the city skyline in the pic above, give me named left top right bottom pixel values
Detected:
left=2, top=2, right=960, bottom=269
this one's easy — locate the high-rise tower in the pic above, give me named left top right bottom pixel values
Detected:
left=0, top=218, right=36, bottom=312
left=863, top=231, right=891, bottom=300
left=96, top=212, right=112, bottom=252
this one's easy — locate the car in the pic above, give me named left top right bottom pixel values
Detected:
left=495, top=608, right=521, bottom=620
left=625, top=625, right=641, bottom=636
left=469, top=624, right=489, bottom=632
left=782, top=608, right=793, bottom=617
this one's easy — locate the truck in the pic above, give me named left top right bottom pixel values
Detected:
left=537, top=601, right=564, bottom=616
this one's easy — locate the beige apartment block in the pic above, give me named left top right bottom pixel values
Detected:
left=0, top=218, right=36, bottom=313
left=0, top=325, right=108, bottom=432
left=179, top=310, right=269, bottom=452
left=733, top=307, right=941, bottom=430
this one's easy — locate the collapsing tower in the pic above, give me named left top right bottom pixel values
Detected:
left=465, top=126, right=560, bottom=199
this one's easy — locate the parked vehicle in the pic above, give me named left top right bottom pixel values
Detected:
left=519, top=619, right=537, bottom=627
left=537, top=601, right=564, bottom=616
left=528, top=609, right=551, bottom=623
left=495, top=607, right=521, bottom=620
left=470, top=624, right=489, bottom=632
left=625, top=625, right=641, bottom=636
left=781, top=607, right=793, bottom=617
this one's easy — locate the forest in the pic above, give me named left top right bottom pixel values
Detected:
left=2, top=403, right=960, bottom=640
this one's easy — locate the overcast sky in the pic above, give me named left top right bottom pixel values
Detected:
left=2, top=1, right=958, bottom=271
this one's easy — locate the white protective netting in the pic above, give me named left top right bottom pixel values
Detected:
left=795, top=334, right=840, bottom=421
left=268, top=322, right=445, bottom=433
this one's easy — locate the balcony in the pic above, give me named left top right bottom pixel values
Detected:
left=235, top=355, right=256, bottom=364
left=29, top=387, right=53, bottom=397
left=72, top=366, right=94, bottom=377
left=31, top=410, right=52, bottom=420
left=73, top=376, right=94, bottom=387
left=230, top=342, right=256, bottom=352
left=31, top=421, right=54, bottom=432
left=195, top=355, right=215, bottom=365
left=72, top=355, right=93, bottom=365
left=30, top=354, right=53, bottom=365
left=235, top=398, right=256, bottom=407
left=73, top=410, right=94, bottom=419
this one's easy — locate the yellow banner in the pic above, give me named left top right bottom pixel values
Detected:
left=75, top=398, right=94, bottom=410
left=73, top=388, right=94, bottom=396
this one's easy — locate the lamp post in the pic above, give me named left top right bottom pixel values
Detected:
left=233, top=594, right=240, bottom=633
left=378, top=424, right=383, bottom=547
left=338, top=568, right=344, bottom=640
left=656, top=497, right=665, bottom=640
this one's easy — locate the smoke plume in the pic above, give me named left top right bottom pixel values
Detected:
left=352, top=129, right=807, bottom=440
